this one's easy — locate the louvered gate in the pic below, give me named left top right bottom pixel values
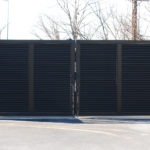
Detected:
left=122, top=44, right=150, bottom=114
left=76, top=41, right=150, bottom=115
left=0, top=43, right=28, bottom=113
left=76, top=41, right=117, bottom=115
left=34, top=42, right=74, bottom=115
left=0, top=41, right=74, bottom=115
left=1, top=40, right=150, bottom=115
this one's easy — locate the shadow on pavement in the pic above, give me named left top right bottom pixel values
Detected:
left=79, top=117, right=150, bottom=124
left=0, top=117, right=83, bottom=124
left=0, top=116, right=150, bottom=124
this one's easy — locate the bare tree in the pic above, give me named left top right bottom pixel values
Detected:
left=89, top=1, right=109, bottom=39
left=110, top=12, right=144, bottom=40
left=117, top=14, right=144, bottom=40
left=33, top=0, right=93, bottom=40
left=90, top=1, right=144, bottom=40
left=141, top=3, right=150, bottom=39
left=57, top=0, right=93, bottom=40
left=34, top=0, right=146, bottom=40
left=0, top=25, right=7, bottom=39
left=33, top=16, right=60, bottom=40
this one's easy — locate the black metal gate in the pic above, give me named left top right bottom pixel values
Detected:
left=0, top=43, right=29, bottom=113
left=34, top=42, right=74, bottom=115
left=122, top=43, right=150, bottom=114
left=76, top=41, right=117, bottom=115
left=76, top=41, right=150, bottom=115
left=0, top=40, right=74, bottom=115
left=1, top=40, right=150, bottom=116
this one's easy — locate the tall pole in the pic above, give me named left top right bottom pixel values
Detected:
left=132, top=0, right=137, bottom=40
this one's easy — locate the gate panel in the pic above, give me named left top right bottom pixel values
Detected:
left=0, top=44, right=28, bottom=112
left=122, top=44, right=150, bottom=113
left=34, top=43, right=73, bottom=115
left=78, top=42, right=117, bottom=115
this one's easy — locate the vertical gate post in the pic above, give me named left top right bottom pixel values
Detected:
left=116, top=43, right=122, bottom=113
left=28, top=43, right=34, bottom=112
left=70, top=41, right=76, bottom=117
left=76, top=41, right=80, bottom=116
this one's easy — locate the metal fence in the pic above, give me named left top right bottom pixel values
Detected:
left=76, top=41, right=150, bottom=115
left=0, top=40, right=74, bottom=115
left=0, top=40, right=150, bottom=116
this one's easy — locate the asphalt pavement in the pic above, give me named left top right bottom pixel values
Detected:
left=0, top=116, right=150, bottom=150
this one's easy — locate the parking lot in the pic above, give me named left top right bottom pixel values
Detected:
left=0, top=116, right=150, bottom=150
